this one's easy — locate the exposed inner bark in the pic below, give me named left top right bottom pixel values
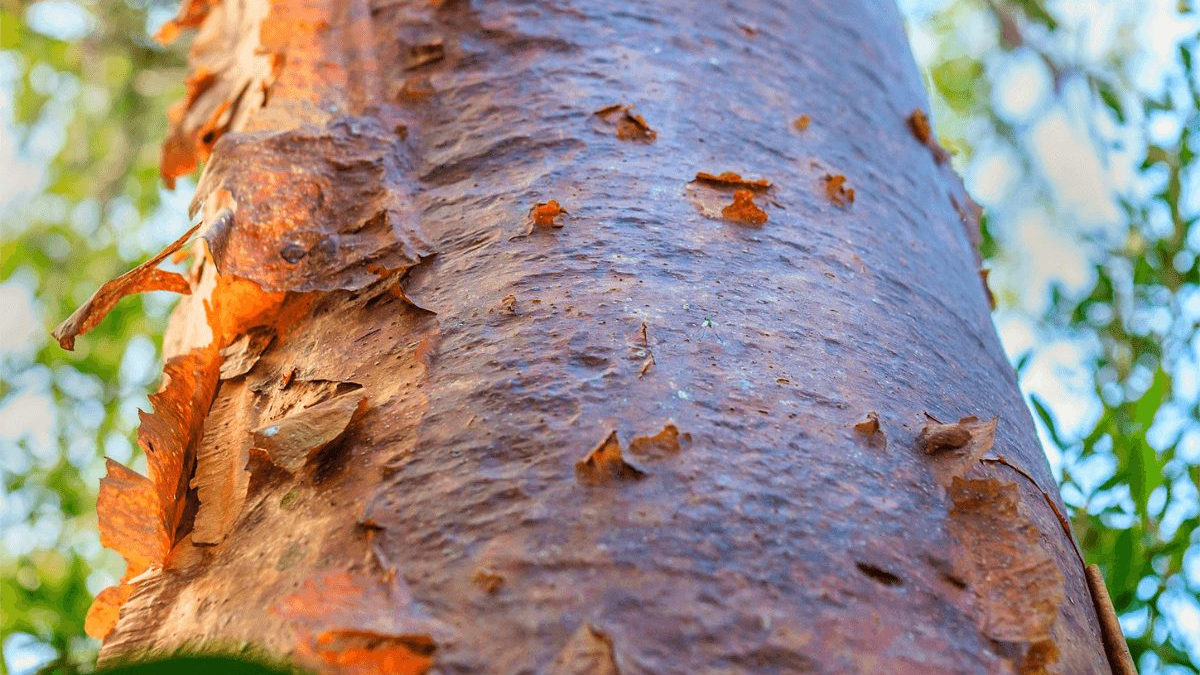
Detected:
left=79, top=0, right=1119, bottom=673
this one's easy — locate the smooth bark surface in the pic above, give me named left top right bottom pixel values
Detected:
left=79, top=0, right=1120, bottom=673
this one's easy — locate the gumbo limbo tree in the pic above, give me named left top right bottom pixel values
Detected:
left=53, top=0, right=1137, bottom=673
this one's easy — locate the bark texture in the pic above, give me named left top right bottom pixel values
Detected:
left=79, top=0, right=1118, bottom=673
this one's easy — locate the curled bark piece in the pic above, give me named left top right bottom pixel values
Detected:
left=694, top=171, right=771, bottom=190
left=593, top=104, right=657, bottom=143
left=980, top=269, right=996, bottom=309
left=907, top=108, right=950, bottom=165
left=163, top=262, right=289, bottom=359
left=1085, top=565, right=1139, bottom=675
left=628, top=321, right=654, bottom=377
left=547, top=623, right=620, bottom=675
left=96, top=459, right=169, bottom=581
left=982, top=454, right=1086, bottom=567
left=948, top=477, right=1064, bottom=671
left=84, top=583, right=136, bottom=640
left=218, top=325, right=276, bottom=379
left=88, top=459, right=168, bottom=645
left=52, top=224, right=199, bottom=350
left=392, top=281, right=437, bottom=315
left=919, top=419, right=972, bottom=453
left=822, top=174, right=855, bottom=207
left=140, top=346, right=222, bottom=547
left=193, top=117, right=432, bottom=293
left=471, top=567, right=504, bottom=594
left=190, top=380, right=256, bottom=545
left=277, top=570, right=440, bottom=675
left=498, top=294, right=518, bottom=314
left=922, top=416, right=998, bottom=487
left=854, top=411, right=880, bottom=435
left=628, top=423, right=687, bottom=459
left=685, top=173, right=770, bottom=221
left=307, top=630, right=437, bottom=675
left=153, top=0, right=216, bottom=45
left=373, top=261, right=438, bottom=316
left=253, top=391, right=366, bottom=473
left=532, top=200, right=568, bottom=228
left=158, top=0, right=276, bottom=188
left=721, top=189, right=768, bottom=226
left=89, top=332, right=219, bottom=644
left=908, top=108, right=932, bottom=144
left=576, top=431, right=645, bottom=484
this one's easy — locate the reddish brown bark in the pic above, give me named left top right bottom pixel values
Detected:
left=71, top=0, right=1128, bottom=673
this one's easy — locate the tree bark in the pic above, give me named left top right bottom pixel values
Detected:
left=78, top=0, right=1122, bottom=673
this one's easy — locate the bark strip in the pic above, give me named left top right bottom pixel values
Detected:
left=1086, top=564, right=1139, bottom=675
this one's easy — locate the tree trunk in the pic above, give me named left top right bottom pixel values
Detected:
left=72, top=0, right=1124, bottom=673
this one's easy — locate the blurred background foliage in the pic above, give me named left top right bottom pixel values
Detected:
left=0, top=0, right=1198, bottom=673
left=0, top=0, right=189, bottom=671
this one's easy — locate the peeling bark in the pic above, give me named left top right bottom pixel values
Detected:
left=52, top=224, right=198, bottom=350
left=75, top=0, right=1123, bottom=673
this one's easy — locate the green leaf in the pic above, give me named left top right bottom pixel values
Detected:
left=1126, top=439, right=1163, bottom=518
left=931, top=56, right=983, bottom=113
left=1098, top=83, right=1125, bottom=123
left=1011, top=0, right=1058, bottom=30
left=1029, top=393, right=1066, bottom=448
left=1133, top=368, right=1170, bottom=431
